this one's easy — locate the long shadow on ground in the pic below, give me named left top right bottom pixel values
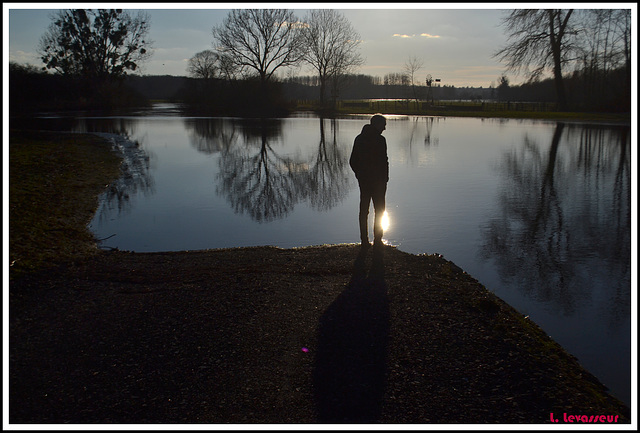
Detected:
left=313, top=248, right=390, bottom=423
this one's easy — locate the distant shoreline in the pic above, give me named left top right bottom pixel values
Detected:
left=9, top=97, right=632, bottom=125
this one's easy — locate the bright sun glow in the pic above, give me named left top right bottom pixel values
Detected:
left=381, top=211, right=390, bottom=232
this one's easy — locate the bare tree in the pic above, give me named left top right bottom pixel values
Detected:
left=403, top=55, right=424, bottom=103
left=212, top=9, right=306, bottom=99
left=576, top=9, right=632, bottom=106
left=216, top=53, right=239, bottom=82
left=579, top=10, right=631, bottom=73
left=301, top=9, right=364, bottom=110
left=494, top=9, right=578, bottom=111
left=614, top=9, right=632, bottom=84
left=187, top=50, right=219, bottom=80
left=384, top=72, right=409, bottom=86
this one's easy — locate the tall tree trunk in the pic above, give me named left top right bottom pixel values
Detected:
left=550, top=39, right=567, bottom=111
left=260, top=73, right=268, bottom=116
left=319, top=76, right=327, bottom=110
left=547, top=10, right=572, bottom=111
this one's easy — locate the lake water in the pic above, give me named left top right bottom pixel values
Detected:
left=29, top=105, right=632, bottom=405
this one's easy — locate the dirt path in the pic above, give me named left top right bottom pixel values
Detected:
left=9, top=244, right=630, bottom=424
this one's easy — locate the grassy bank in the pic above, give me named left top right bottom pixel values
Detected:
left=8, top=130, right=122, bottom=277
left=324, top=100, right=631, bottom=122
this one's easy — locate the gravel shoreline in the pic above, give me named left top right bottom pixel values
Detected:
left=9, top=244, right=630, bottom=425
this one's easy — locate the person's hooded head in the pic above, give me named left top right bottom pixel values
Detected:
left=370, top=114, right=387, bottom=134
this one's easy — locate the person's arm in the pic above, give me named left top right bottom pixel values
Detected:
left=383, top=138, right=389, bottom=182
left=349, top=139, right=362, bottom=178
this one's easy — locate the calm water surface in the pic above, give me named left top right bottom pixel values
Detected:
left=35, top=105, right=633, bottom=405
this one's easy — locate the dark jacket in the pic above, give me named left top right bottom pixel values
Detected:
left=349, top=124, right=389, bottom=183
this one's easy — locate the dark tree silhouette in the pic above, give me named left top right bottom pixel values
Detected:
left=301, top=9, right=364, bottom=110
left=494, top=9, right=577, bottom=111
left=212, top=9, right=305, bottom=112
left=186, top=50, right=219, bottom=80
left=39, top=9, right=152, bottom=79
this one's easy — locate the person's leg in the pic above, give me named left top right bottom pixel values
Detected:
left=358, top=183, right=372, bottom=246
left=372, top=182, right=387, bottom=247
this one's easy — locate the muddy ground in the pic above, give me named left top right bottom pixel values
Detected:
left=9, top=244, right=630, bottom=424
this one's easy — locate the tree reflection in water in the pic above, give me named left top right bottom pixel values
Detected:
left=307, top=118, right=351, bottom=211
left=187, top=117, right=351, bottom=223
left=80, top=118, right=154, bottom=220
left=185, top=117, right=240, bottom=155
left=480, top=123, right=631, bottom=324
left=218, top=118, right=303, bottom=222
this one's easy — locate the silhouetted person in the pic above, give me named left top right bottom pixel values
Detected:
left=349, top=115, right=389, bottom=251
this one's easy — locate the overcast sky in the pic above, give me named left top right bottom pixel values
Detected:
left=4, top=3, right=634, bottom=88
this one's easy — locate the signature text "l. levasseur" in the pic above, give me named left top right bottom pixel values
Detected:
left=550, top=413, right=619, bottom=423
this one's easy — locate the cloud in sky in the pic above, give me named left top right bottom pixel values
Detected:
left=8, top=49, right=40, bottom=66
left=393, top=33, right=441, bottom=39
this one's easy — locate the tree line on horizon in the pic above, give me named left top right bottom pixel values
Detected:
left=10, top=63, right=629, bottom=115
left=9, top=8, right=632, bottom=116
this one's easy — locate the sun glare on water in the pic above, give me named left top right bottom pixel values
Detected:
left=381, top=211, right=390, bottom=232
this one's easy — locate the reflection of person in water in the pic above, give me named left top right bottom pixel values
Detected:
left=349, top=115, right=389, bottom=251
